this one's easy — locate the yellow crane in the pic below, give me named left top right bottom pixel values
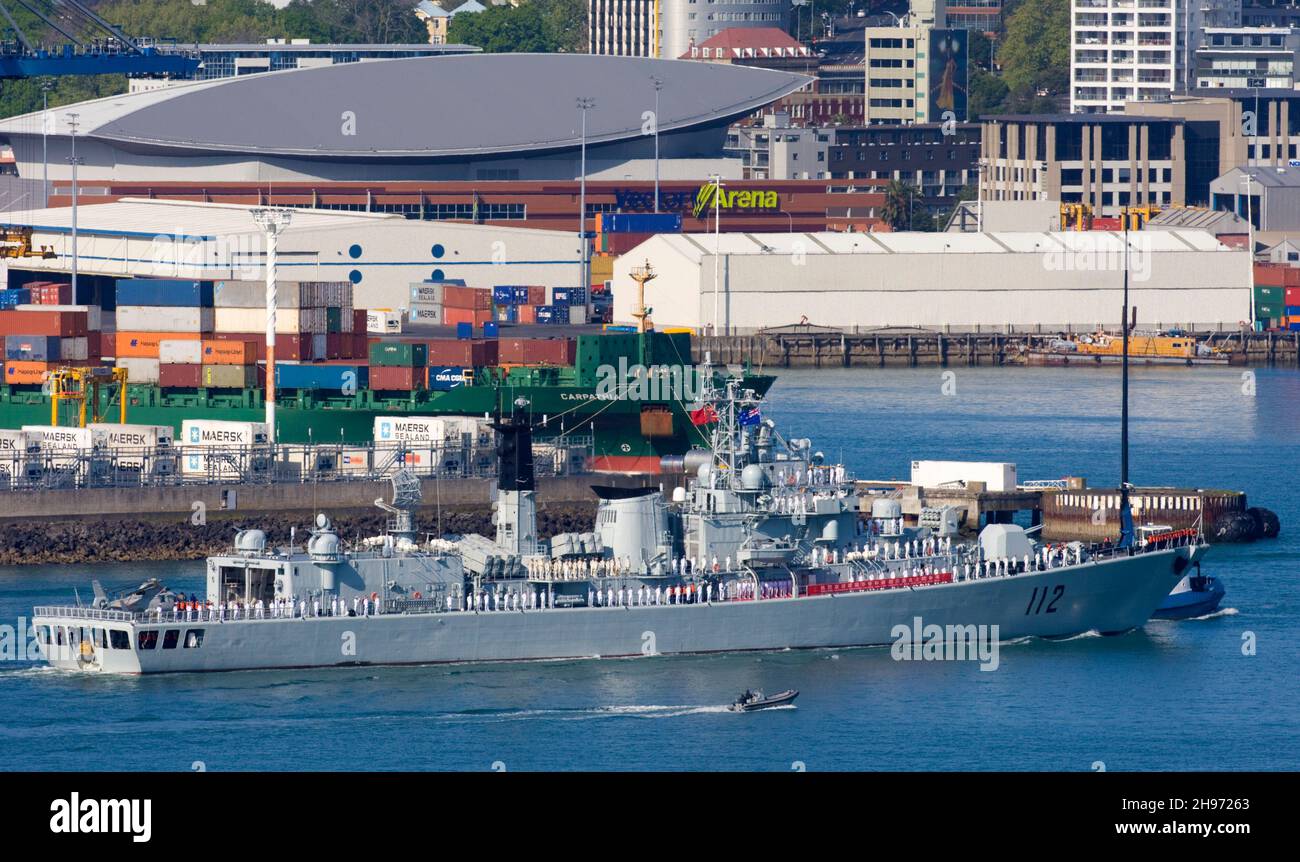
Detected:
left=0, top=226, right=56, bottom=259
left=48, top=366, right=129, bottom=427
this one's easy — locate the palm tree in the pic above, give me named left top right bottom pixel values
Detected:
left=881, top=179, right=913, bottom=231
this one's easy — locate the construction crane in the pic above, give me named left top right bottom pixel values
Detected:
left=48, top=365, right=127, bottom=427
left=0, top=1, right=197, bottom=79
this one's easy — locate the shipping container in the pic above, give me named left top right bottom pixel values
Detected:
left=180, top=449, right=273, bottom=480
left=517, top=304, right=536, bottom=325
left=23, top=425, right=107, bottom=451
left=116, top=279, right=214, bottom=308
left=87, top=423, right=174, bottom=449
left=159, top=339, right=204, bottom=364
left=1255, top=285, right=1284, bottom=304
left=483, top=321, right=500, bottom=338
left=159, top=363, right=203, bottom=388
left=114, top=305, right=211, bottom=333
left=411, top=283, right=443, bottom=304
left=409, top=303, right=442, bottom=325
left=492, top=286, right=515, bottom=306
left=0, top=309, right=88, bottom=338
left=0, top=288, right=31, bottom=309
left=3, top=360, right=51, bottom=385
left=201, top=339, right=257, bottom=365
left=442, top=285, right=491, bottom=310
left=368, top=366, right=423, bottom=391
left=59, top=337, right=89, bottom=361
left=1286, top=287, right=1300, bottom=306
left=116, top=331, right=199, bottom=359
left=366, top=310, right=403, bottom=334
left=369, top=341, right=428, bottom=367
left=372, top=415, right=474, bottom=444
left=911, top=460, right=1017, bottom=492
left=116, top=357, right=161, bottom=383
left=275, top=363, right=367, bottom=391
left=202, top=364, right=261, bottom=389
left=428, top=366, right=468, bottom=390
left=30, top=283, right=73, bottom=305
left=4, top=334, right=60, bottom=362
left=209, top=332, right=315, bottom=361
left=182, top=419, right=270, bottom=447
left=215, top=306, right=323, bottom=335
left=511, top=286, right=531, bottom=305
left=498, top=337, right=577, bottom=366
left=569, top=305, right=589, bottom=326
left=444, top=307, right=476, bottom=328
left=0, top=428, right=35, bottom=454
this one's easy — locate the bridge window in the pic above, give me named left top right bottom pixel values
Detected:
left=184, top=629, right=205, bottom=649
left=162, top=630, right=179, bottom=649
left=109, top=630, right=130, bottom=650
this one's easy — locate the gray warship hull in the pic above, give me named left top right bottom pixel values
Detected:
left=35, top=547, right=1196, bottom=674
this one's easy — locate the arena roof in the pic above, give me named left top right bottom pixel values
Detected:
left=0, top=54, right=809, bottom=160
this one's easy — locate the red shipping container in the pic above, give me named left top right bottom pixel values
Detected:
left=353, top=309, right=367, bottom=332
left=210, top=332, right=311, bottom=361
left=0, top=309, right=88, bottom=337
left=517, top=305, right=536, bottom=325
left=443, top=306, right=476, bottom=327
left=159, top=363, right=203, bottom=388
left=421, top=338, right=474, bottom=366
left=33, top=283, right=73, bottom=305
left=369, top=366, right=423, bottom=391
left=474, top=309, right=493, bottom=327
left=498, top=338, right=576, bottom=366
left=527, top=286, right=546, bottom=306
left=326, top=333, right=344, bottom=359
left=1286, top=286, right=1300, bottom=306
left=442, top=285, right=476, bottom=309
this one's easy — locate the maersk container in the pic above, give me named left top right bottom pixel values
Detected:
left=22, top=425, right=107, bottom=450
left=115, top=279, right=214, bottom=308
left=275, top=363, right=367, bottom=391
left=411, top=283, right=443, bottom=304
left=182, top=419, right=270, bottom=447
left=373, top=416, right=453, bottom=444
left=409, top=303, right=442, bottom=325
left=4, top=334, right=61, bottom=361
left=180, top=449, right=272, bottom=480
left=87, top=423, right=175, bottom=449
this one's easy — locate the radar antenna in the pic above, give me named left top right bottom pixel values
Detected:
left=374, top=468, right=422, bottom=542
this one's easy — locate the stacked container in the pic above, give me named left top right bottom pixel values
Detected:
left=180, top=419, right=271, bottom=479
left=1254, top=263, right=1300, bottom=330
left=368, top=341, right=428, bottom=391
left=441, top=284, right=493, bottom=329
left=497, top=337, right=577, bottom=366
left=114, top=279, right=214, bottom=384
left=209, top=280, right=355, bottom=362
left=0, top=304, right=90, bottom=386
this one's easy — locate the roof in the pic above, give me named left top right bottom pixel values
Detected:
left=681, top=28, right=810, bottom=60
left=641, top=229, right=1235, bottom=263
left=1147, top=207, right=1250, bottom=231
left=415, top=1, right=450, bottom=16
left=985, top=113, right=1185, bottom=125
left=0, top=198, right=396, bottom=240
left=1215, top=165, right=1300, bottom=188
left=453, top=0, right=486, bottom=12
left=0, top=54, right=809, bottom=159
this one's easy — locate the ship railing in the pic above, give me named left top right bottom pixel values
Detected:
left=32, top=606, right=143, bottom=622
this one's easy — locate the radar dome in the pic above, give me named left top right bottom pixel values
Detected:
left=740, top=464, right=769, bottom=490
left=235, top=530, right=266, bottom=553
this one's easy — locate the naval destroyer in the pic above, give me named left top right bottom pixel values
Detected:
left=32, top=372, right=1207, bottom=674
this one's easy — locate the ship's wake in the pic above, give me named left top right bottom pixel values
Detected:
left=434, top=703, right=739, bottom=723
left=1184, top=606, right=1238, bottom=621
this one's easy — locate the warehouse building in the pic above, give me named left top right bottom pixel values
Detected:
left=611, top=230, right=1251, bottom=333
left=0, top=198, right=585, bottom=313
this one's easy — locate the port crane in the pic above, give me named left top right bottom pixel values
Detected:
left=47, top=365, right=128, bottom=427
left=0, top=0, right=197, bottom=79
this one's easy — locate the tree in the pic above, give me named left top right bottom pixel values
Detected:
left=998, top=0, right=1069, bottom=100
left=881, top=179, right=933, bottom=231
left=969, top=67, right=1009, bottom=120
left=447, top=0, right=587, bottom=53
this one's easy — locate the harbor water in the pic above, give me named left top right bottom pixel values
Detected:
left=1, top=366, right=1297, bottom=771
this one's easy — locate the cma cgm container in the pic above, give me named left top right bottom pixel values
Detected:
left=428, top=366, right=467, bottom=390
left=115, top=279, right=214, bottom=307
left=275, top=363, right=367, bottom=391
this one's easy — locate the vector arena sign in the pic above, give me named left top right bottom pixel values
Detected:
left=691, top=185, right=780, bottom=219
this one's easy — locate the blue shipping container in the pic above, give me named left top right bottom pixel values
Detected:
left=535, top=306, right=555, bottom=323
left=552, top=288, right=571, bottom=304
left=1286, top=305, right=1300, bottom=316
left=492, top=286, right=514, bottom=305
left=483, top=321, right=500, bottom=337
left=551, top=305, right=570, bottom=324
left=4, top=334, right=61, bottom=361
left=0, top=288, right=31, bottom=308
left=274, top=364, right=368, bottom=391
left=428, top=366, right=466, bottom=391
left=511, top=286, right=530, bottom=304
left=568, top=288, right=588, bottom=306
left=600, top=212, right=682, bottom=234
left=456, top=322, right=473, bottom=340
left=116, top=279, right=214, bottom=308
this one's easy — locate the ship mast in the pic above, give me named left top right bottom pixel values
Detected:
left=629, top=260, right=656, bottom=334
left=1119, top=219, right=1134, bottom=549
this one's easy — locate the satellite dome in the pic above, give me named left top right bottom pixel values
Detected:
left=234, top=530, right=266, bottom=553
left=740, top=464, right=769, bottom=491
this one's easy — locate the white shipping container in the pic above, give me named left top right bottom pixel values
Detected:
left=214, top=281, right=308, bottom=309
left=373, top=416, right=453, bottom=444
left=366, top=310, right=403, bottom=335
left=87, top=423, right=175, bottom=449
left=58, top=336, right=89, bottom=361
left=337, top=447, right=371, bottom=475
left=568, top=305, right=588, bottom=325
left=159, top=339, right=204, bottom=364
left=116, top=357, right=161, bottom=383
left=180, top=450, right=271, bottom=479
left=21, top=425, right=107, bottom=450
left=910, top=460, right=1018, bottom=493
left=409, top=303, right=442, bottom=325
left=214, top=307, right=322, bottom=335
left=410, top=283, right=442, bottom=304
left=115, top=305, right=214, bottom=333
left=0, top=429, right=35, bottom=454
left=15, top=304, right=101, bottom=331
left=181, top=419, right=270, bottom=447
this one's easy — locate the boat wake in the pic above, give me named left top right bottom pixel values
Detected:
left=433, top=704, right=736, bottom=723
left=1185, top=607, right=1238, bottom=622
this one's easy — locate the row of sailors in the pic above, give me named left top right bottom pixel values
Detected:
left=765, top=490, right=848, bottom=516
left=524, top=557, right=642, bottom=580
left=775, top=465, right=849, bottom=487
left=452, top=578, right=795, bottom=612
left=164, top=595, right=383, bottom=622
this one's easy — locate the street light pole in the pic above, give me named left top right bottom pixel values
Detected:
left=41, top=80, right=53, bottom=208
left=577, top=96, right=595, bottom=305
left=66, top=112, right=82, bottom=298
left=651, top=77, right=662, bottom=214
left=709, top=173, right=724, bottom=334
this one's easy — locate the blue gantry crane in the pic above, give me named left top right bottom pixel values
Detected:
left=0, top=0, right=198, bottom=79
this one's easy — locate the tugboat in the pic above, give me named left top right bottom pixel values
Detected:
left=730, top=689, right=799, bottom=712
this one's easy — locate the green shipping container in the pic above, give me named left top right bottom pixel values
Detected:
left=1256, top=303, right=1282, bottom=319
left=326, top=307, right=343, bottom=334
left=369, top=341, right=427, bottom=367
left=1254, top=285, right=1284, bottom=305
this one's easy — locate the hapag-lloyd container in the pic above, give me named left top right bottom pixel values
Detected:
left=201, top=339, right=257, bottom=365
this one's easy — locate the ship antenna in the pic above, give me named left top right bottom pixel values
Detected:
left=1118, top=218, right=1134, bottom=551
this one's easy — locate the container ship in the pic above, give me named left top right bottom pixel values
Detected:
left=0, top=276, right=771, bottom=473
